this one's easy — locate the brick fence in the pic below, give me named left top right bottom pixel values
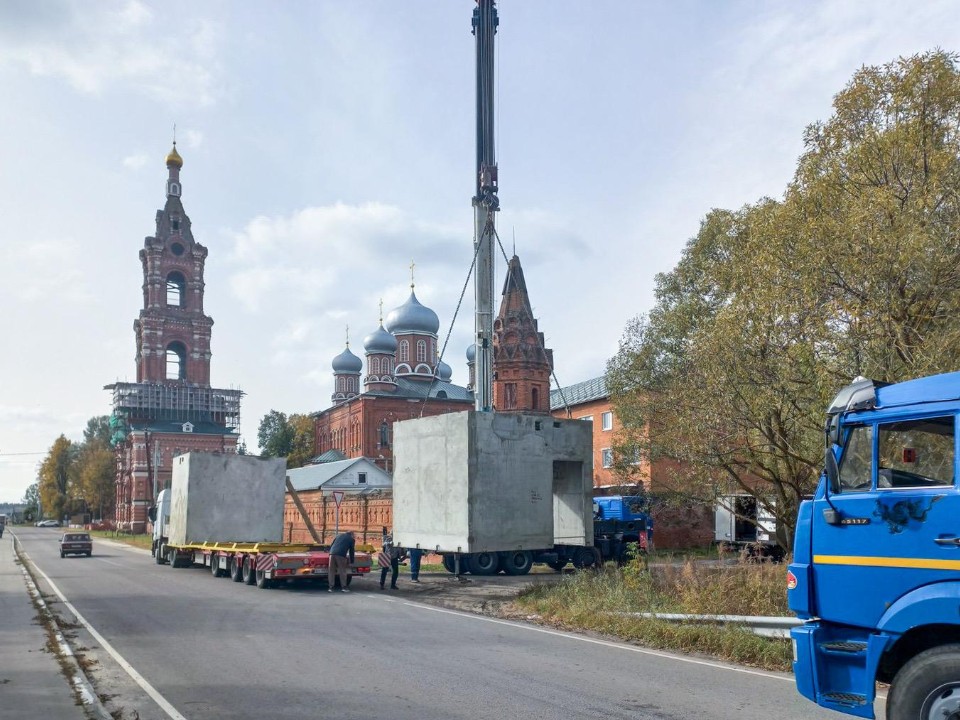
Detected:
left=283, top=490, right=393, bottom=547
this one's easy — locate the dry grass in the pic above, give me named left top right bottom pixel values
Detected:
left=516, top=552, right=793, bottom=671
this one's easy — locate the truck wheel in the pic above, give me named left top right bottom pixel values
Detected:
left=255, top=569, right=273, bottom=589
left=887, top=644, right=960, bottom=720
left=230, top=557, right=243, bottom=582
left=168, top=548, right=179, bottom=567
left=442, top=554, right=471, bottom=575
left=210, top=555, right=223, bottom=577
left=501, top=550, right=533, bottom=576
left=242, top=557, right=256, bottom=585
left=572, top=547, right=600, bottom=570
left=154, top=545, right=165, bottom=565
left=470, top=552, right=499, bottom=575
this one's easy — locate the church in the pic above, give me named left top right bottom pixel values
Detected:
left=312, top=255, right=554, bottom=473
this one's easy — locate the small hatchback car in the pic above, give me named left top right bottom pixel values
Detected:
left=59, top=532, right=92, bottom=558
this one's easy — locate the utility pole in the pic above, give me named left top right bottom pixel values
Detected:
left=472, top=0, right=499, bottom=412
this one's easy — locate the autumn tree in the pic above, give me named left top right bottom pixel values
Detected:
left=608, top=51, right=960, bottom=548
left=286, top=414, right=316, bottom=469
left=38, top=435, right=74, bottom=521
left=257, top=411, right=315, bottom=468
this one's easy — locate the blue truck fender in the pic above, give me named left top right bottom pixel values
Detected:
left=877, top=581, right=960, bottom=635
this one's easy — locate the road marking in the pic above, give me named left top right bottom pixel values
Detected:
left=28, top=562, right=189, bottom=720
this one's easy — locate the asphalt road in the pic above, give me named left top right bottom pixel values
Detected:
left=17, top=527, right=845, bottom=720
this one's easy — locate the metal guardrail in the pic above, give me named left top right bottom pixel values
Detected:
left=613, top=612, right=803, bottom=639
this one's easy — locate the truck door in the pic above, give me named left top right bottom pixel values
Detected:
left=811, top=414, right=960, bottom=627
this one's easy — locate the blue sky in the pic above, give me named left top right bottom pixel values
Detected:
left=1, top=1, right=957, bottom=502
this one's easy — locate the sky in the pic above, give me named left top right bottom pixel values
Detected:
left=1, top=1, right=958, bottom=503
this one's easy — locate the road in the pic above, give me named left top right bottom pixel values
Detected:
left=15, top=527, right=845, bottom=720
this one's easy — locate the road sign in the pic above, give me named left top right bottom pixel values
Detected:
left=332, top=490, right=344, bottom=508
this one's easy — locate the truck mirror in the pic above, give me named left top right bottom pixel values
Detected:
left=827, top=415, right=840, bottom=446
left=147, top=506, right=157, bottom=522
left=825, top=448, right=841, bottom=494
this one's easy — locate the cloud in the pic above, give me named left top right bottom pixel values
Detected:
left=123, top=153, right=149, bottom=170
left=183, top=129, right=203, bottom=148
left=0, top=239, right=92, bottom=304
left=0, top=0, right=223, bottom=107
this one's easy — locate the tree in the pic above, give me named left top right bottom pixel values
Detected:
left=257, top=410, right=294, bottom=458
left=82, top=416, right=112, bottom=449
left=38, top=435, right=74, bottom=521
left=75, top=446, right=115, bottom=520
left=21, top=482, right=40, bottom=522
left=287, top=414, right=316, bottom=469
left=608, top=51, right=960, bottom=549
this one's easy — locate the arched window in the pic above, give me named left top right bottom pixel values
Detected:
left=417, top=340, right=427, bottom=363
left=399, top=340, right=409, bottom=362
left=532, top=387, right=540, bottom=410
left=337, top=377, right=345, bottom=392
left=165, top=342, right=187, bottom=380
left=370, top=357, right=380, bottom=374
left=379, top=421, right=390, bottom=448
left=382, top=358, right=392, bottom=375
left=166, top=272, right=186, bottom=308
left=347, top=377, right=355, bottom=393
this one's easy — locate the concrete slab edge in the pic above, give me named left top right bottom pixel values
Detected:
left=12, top=533, right=113, bottom=720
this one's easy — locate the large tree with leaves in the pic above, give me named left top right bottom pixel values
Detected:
left=257, top=410, right=315, bottom=468
left=38, top=435, right=75, bottom=521
left=608, top=51, right=960, bottom=548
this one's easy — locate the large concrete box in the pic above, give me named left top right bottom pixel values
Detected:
left=169, top=452, right=287, bottom=545
left=392, top=411, right=593, bottom=553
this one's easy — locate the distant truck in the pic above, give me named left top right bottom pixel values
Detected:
left=149, top=452, right=371, bottom=589
left=394, top=412, right=647, bottom=576
left=714, top=494, right=783, bottom=560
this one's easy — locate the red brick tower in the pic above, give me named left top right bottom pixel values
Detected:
left=106, top=144, right=242, bottom=532
left=492, top=255, right=553, bottom=413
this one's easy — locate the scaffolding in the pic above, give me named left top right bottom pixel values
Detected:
left=105, top=382, right=243, bottom=430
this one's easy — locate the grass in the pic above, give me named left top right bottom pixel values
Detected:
left=515, top=552, right=793, bottom=671
left=87, top=530, right=153, bottom=550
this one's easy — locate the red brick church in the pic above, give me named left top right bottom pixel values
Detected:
left=313, top=254, right=553, bottom=472
left=106, top=145, right=241, bottom=532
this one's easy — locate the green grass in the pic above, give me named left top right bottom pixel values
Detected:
left=88, top=530, right=153, bottom=550
left=515, top=554, right=793, bottom=671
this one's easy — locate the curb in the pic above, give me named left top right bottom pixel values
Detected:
left=12, top=532, right=113, bottom=720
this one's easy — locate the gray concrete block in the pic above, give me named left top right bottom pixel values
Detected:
left=169, top=453, right=287, bottom=545
left=393, top=411, right=593, bottom=553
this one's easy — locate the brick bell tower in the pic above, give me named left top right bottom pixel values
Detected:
left=106, top=144, right=242, bottom=533
left=492, top=254, right=553, bottom=413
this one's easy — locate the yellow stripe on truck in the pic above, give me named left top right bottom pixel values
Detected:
left=814, top=554, right=960, bottom=571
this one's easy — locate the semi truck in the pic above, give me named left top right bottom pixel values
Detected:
left=394, top=411, right=619, bottom=577
left=149, top=452, right=371, bottom=589
left=790, top=372, right=960, bottom=719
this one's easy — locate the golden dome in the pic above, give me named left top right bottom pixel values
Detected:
left=165, top=144, right=183, bottom=168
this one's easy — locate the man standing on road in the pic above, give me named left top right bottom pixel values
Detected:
left=327, top=530, right=355, bottom=593
left=408, top=546, right=423, bottom=583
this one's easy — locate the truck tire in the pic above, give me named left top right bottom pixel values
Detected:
left=887, top=644, right=960, bottom=720
left=442, top=554, right=471, bottom=575
left=230, top=557, right=243, bottom=582
left=210, top=554, right=224, bottom=577
left=501, top=550, right=533, bottom=576
left=154, top=544, right=165, bottom=565
left=255, top=569, right=273, bottom=589
left=572, top=546, right=601, bottom=570
left=242, top=557, right=256, bottom=585
left=470, top=552, right=499, bottom=575
left=168, top=548, right=179, bottom=567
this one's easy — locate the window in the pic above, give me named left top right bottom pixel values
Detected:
left=839, top=425, right=873, bottom=491
left=531, top=387, right=539, bottom=410
left=399, top=340, right=409, bottom=362
left=166, top=272, right=186, bottom=308
left=504, top=383, right=517, bottom=410
left=601, top=412, right=613, bottom=431
left=165, top=342, right=187, bottom=380
left=358, top=472, right=367, bottom=485
left=417, top=340, right=427, bottom=363
left=578, top=415, right=593, bottom=423
left=601, top=448, right=614, bottom=468
left=370, top=357, right=380, bottom=374
left=382, top=358, right=392, bottom=375
left=379, top=421, right=390, bottom=448
left=878, top=417, right=954, bottom=489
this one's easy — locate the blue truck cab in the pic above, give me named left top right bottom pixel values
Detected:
left=790, top=372, right=960, bottom=719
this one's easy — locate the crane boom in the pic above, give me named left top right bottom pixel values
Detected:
left=472, top=0, right=499, bottom=412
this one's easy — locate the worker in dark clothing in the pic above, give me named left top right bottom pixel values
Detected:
left=408, top=547, right=423, bottom=582
left=327, top=530, right=355, bottom=593
left=378, top=534, right=405, bottom=590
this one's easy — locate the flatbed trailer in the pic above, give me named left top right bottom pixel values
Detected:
left=165, top=541, right=372, bottom=590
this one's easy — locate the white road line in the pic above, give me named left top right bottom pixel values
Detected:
left=29, top=562, right=189, bottom=720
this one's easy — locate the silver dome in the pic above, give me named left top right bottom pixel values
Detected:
left=385, top=290, right=439, bottom=335
left=435, top=360, right=453, bottom=382
left=332, top=346, right=362, bottom=373
left=466, top=343, right=476, bottom=363
left=363, top=324, right=397, bottom=355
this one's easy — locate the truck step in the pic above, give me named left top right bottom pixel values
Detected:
left=822, top=691, right=868, bottom=707
left=820, top=640, right=868, bottom=654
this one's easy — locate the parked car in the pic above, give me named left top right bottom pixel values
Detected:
left=36, top=519, right=60, bottom=527
left=59, top=532, right=92, bottom=558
